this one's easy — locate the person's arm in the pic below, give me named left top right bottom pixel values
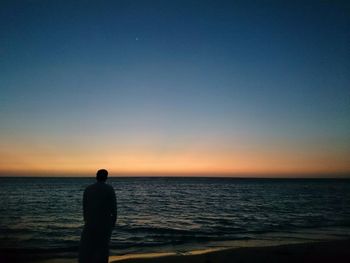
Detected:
left=83, top=189, right=88, bottom=223
left=111, top=188, right=117, bottom=227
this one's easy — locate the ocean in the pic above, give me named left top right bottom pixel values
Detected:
left=1, top=177, right=350, bottom=261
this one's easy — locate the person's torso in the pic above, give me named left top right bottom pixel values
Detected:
left=84, top=182, right=114, bottom=226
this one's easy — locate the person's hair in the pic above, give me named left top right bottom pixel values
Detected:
left=96, top=169, right=108, bottom=182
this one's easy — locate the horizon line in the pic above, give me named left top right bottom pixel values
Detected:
left=1, top=171, right=349, bottom=179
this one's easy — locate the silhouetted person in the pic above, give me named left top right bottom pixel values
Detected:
left=78, top=169, right=117, bottom=263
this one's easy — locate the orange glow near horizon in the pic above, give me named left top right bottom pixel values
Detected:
left=1, top=142, right=349, bottom=177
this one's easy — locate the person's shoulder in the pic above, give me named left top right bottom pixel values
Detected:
left=85, top=182, right=114, bottom=192
left=84, top=182, right=98, bottom=191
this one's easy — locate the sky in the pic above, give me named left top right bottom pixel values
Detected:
left=0, top=0, right=349, bottom=177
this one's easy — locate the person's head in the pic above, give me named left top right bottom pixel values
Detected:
left=96, top=169, right=108, bottom=182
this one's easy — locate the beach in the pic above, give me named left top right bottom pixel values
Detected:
left=2, top=238, right=347, bottom=263
left=110, top=239, right=350, bottom=263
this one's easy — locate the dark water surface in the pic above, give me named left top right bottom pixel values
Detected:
left=0, top=177, right=350, bottom=259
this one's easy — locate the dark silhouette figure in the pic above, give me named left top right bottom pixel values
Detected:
left=78, top=169, right=117, bottom=263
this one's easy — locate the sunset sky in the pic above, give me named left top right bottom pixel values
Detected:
left=1, top=1, right=349, bottom=177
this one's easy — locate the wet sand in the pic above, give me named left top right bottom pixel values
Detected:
left=2, top=238, right=349, bottom=263
left=110, top=239, right=350, bottom=263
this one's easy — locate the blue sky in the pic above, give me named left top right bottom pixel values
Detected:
left=1, top=0, right=349, bottom=175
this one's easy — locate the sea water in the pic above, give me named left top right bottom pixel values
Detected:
left=0, top=177, right=350, bottom=260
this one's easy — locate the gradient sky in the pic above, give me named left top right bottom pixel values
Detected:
left=1, top=0, right=349, bottom=176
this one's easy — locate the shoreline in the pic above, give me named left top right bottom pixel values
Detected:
left=4, top=226, right=350, bottom=263
left=4, top=237, right=349, bottom=263
left=108, top=226, right=350, bottom=262
left=110, top=239, right=350, bottom=263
